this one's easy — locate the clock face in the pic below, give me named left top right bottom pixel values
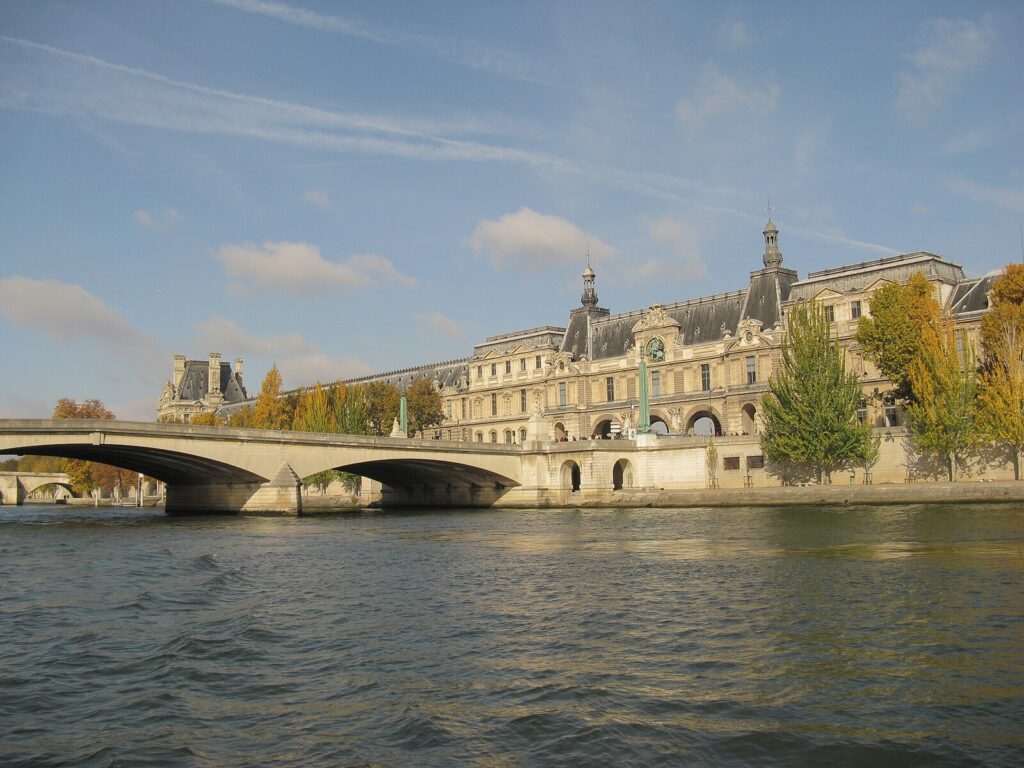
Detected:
left=647, top=337, right=665, bottom=361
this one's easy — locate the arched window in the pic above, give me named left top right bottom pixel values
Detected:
left=504, top=429, right=514, bottom=444
left=475, top=431, right=483, bottom=442
left=489, top=430, right=498, bottom=443
left=519, top=428, right=527, bottom=443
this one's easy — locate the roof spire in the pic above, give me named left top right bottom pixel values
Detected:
left=763, top=197, right=783, bottom=268
left=581, top=251, right=598, bottom=307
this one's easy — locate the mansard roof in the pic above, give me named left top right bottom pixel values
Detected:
left=344, top=357, right=471, bottom=391
left=949, top=271, right=1000, bottom=316
left=578, top=267, right=797, bottom=361
left=176, top=361, right=247, bottom=403
left=787, top=252, right=965, bottom=302
left=474, top=325, right=565, bottom=357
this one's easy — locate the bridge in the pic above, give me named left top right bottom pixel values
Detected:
left=0, top=470, right=73, bottom=505
left=0, top=419, right=711, bottom=514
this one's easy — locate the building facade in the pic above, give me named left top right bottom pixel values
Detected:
left=157, top=353, right=248, bottom=422
left=161, top=219, right=996, bottom=452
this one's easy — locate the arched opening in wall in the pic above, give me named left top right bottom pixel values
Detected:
left=554, top=422, right=566, bottom=441
left=489, top=431, right=498, bottom=443
left=519, top=428, right=527, bottom=443
left=612, top=459, right=633, bottom=490
left=687, top=411, right=722, bottom=437
left=650, top=417, right=669, bottom=435
left=475, top=432, right=483, bottom=442
left=741, top=404, right=756, bottom=435
left=561, top=460, right=581, bottom=492
left=504, top=429, right=514, bottom=444
left=592, top=419, right=614, bottom=439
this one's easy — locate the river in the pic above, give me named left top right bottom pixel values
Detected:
left=1, top=503, right=1021, bottom=767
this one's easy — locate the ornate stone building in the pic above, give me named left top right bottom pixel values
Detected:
left=157, top=353, right=248, bottom=422
left=161, top=219, right=997, bottom=448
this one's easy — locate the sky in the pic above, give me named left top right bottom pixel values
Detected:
left=1, top=0, right=1022, bottom=420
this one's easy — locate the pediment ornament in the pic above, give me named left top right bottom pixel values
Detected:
left=632, top=304, right=681, bottom=333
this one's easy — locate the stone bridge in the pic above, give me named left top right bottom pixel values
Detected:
left=0, top=419, right=712, bottom=514
left=0, top=470, right=73, bottom=505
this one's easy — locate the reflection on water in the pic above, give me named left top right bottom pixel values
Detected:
left=0, top=503, right=1021, bottom=767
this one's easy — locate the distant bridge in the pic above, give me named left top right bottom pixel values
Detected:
left=0, top=470, right=73, bottom=505
left=0, top=419, right=708, bottom=514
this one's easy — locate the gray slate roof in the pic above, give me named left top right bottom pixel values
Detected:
left=787, top=252, right=965, bottom=302
left=176, top=362, right=247, bottom=403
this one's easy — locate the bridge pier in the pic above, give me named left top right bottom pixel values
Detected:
left=165, top=463, right=303, bottom=516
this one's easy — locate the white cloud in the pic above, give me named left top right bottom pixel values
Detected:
left=0, top=36, right=561, bottom=168
left=419, top=311, right=466, bottom=340
left=302, top=190, right=331, bottom=210
left=215, top=241, right=417, bottom=294
left=948, top=178, right=1024, bottom=213
left=193, top=315, right=374, bottom=387
left=720, top=20, right=750, bottom=49
left=637, top=217, right=708, bottom=280
left=910, top=203, right=931, bottom=216
left=0, top=276, right=151, bottom=346
left=896, top=14, right=994, bottom=117
left=469, top=207, right=617, bottom=271
left=676, top=63, right=779, bottom=129
left=204, top=0, right=553, bottom=86
left=134, top=207, right=180, bottom=229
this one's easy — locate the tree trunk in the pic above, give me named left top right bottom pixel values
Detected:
left=947, top=455, right=955, bottom=483
left=1015, top=448, right=1021, bottom=481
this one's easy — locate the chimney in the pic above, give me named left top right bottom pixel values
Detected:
left=234, top=357, right=244, bottom=381
left=173, top=355, right=186, bottom=390
left=208, top=353, right=222, bottom=395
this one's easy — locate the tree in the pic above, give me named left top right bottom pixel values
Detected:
left=293, top=383, right=334, bottom=433
left=761, top=301, right=875, bottom=483
left=977, top=266, right=1024, bottom=478
left=405, top=378, right=444, bottom=436
left=907, top=319, right=977, bottom=482
left=251, top=364, right=292, bottom=430
left=53, top=398, right=115, bottom=420
left=856, top=272, right=942, bottom=402
left=331, top=382, right=367, bottom=436
left=189, top=412, right=223, bottom=426
left=226, top=406, right=254, bottom=428
left=360, top=381, right=401, bottom=436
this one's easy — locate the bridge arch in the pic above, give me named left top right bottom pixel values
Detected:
left=0, top=420, right=525, bottom=514
left=560, top=460, right=581, bottom=492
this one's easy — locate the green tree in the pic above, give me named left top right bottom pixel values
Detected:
left=251, top=364, right=292, bottom=430
left=361, top=381, right=401, bottom=436
left=907, top=319, right=977, bottom=482
left=977, top=266, right=1024, bottom=478
left=405, top=378, right=444, bottom=436
left=226, top=406, right=254, bottom=428
left=292, top=382, right=334, bottom=433
left=856, top=272, right=942, bottom=401
left=761, top=301, right=875, bottom=483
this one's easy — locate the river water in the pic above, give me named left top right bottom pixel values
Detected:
left=1, top=503, right=1021, bottom=767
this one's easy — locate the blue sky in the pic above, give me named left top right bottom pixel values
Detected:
left=1, top=0, right=1021, bottom=420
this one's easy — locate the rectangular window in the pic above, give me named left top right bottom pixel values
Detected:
left=701, top=363, right=711, bottom=392
left=446, top=401, right=452, bottom=419
left=491, top=393, right=497, bottom=416
left=476, top=365, right=482, bottom=379
left=723, top=456, right=740, bottom=471
left=857, top=404, right=867, bottom=425
left=520, top=389, right=527, bottom=412
left=461, top=399, right=467, bottom=419
left=559, top=382, right=567, bottom=407
left=520, top=358, right=527, bottom=372
left=606, top=376, right=615, bottom=402
left=746, top=455, right=765, bottom=470
left=651, top=371, right=661, bottom=398
left=746, top=356, right=756, bottom=385
left=955, top=330, right=965, bottom=361
left=535, top=355, right=542, bottom=369
left=884, top=398, right=900, bottom=427
left=505, top=360, right=511, bottom=375
left=824, top=305, right=835, bottom=323
left=491, top=363, right=497, bottom=377
left=851, top=300, right=861, bottom=320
